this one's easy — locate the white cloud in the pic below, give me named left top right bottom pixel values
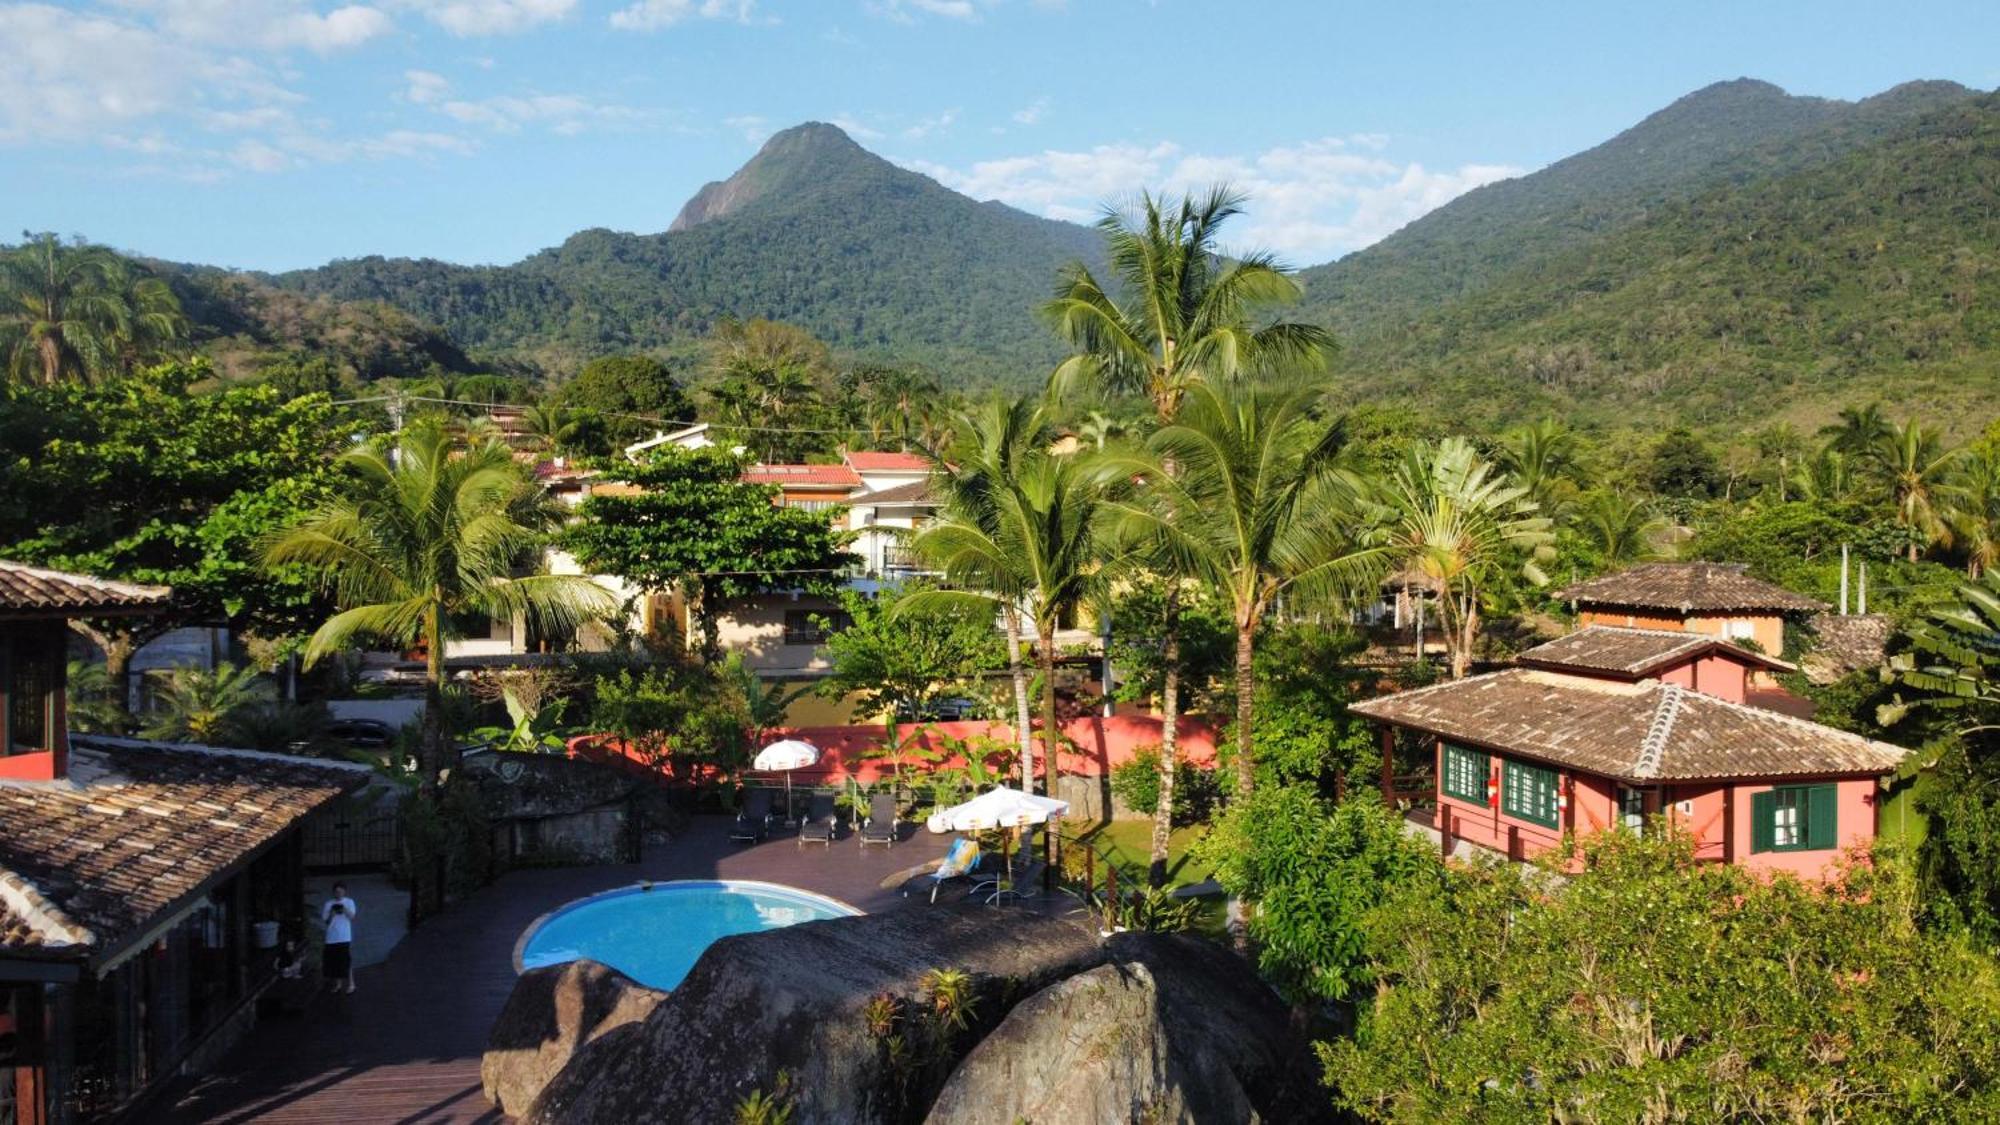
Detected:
left=725, top=114, right=770, bottom=143
left=1010, top=96, right=1048, bottom=126
left=439, top=92, right=654, bottom=134
left=404, top=68, right=450, bottom=103
left=867, top=0, right=978, bottom=21
left=904, top=135, right=1523, bottom=261
left=0, top=4, right=195, bottom=141
left=902, top=108, right=955, bottom=140
left=404, top=0, right=574, bottom=36
left=827, top=114, right=883, bottom=141
left=116, top=0, right=393, bottom=52
left=608, top=0, right=753, bottom=31
left=229, top=126, right=473, bottom=171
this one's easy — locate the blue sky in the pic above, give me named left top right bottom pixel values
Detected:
left=6, top=0, right=1995, bottom=272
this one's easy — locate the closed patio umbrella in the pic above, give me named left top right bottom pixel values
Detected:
left=754, top=739, right=821, bottom=824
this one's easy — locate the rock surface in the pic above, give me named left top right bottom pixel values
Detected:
left=524, top=904, right=1108, bottom=1124
left=924, top=933, right=1316, bottom=1124
left=482, top=958, right=666, bottom=1118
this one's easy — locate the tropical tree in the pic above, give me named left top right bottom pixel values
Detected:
left=1870, top=419, right=1961, bottom=562
left=1821, top=401, right=1893, bottom=456
left=909, top=407, right=1111, bottom=799
left=140, top=662, right=273, bottom=744
left=705, top=318, right=832, bottom=462
left=1044, top=185, right=1334, bottom=421
left=1100, top=383, right=1376, bottom=801
left=915, top=397, right=1047, bottom=776
left=517, top=402, right=586, bottom=456
left=1792, top=447, right=1863, bottom=507
left=0, top=234, right=186, bottom=385
left=269, top=420, right=616, bottom=790
left=1575, top=490, right=1664, bottom=567
left=1949, top=445, right=2000, bottom=579
left=1497, top=418, right=1581, bottom=518
left=1377, top=437, right=1554, bottom=679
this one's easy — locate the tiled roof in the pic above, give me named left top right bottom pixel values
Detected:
left=851, top=479, right=936, bottom=506
left=741, top=464, right=863, bottom=489
left=843, top=451, right=930, bottom=472
left=1516, top=626, right=1793, bottom=678
left=0, top=562, right=171, bottom=617
left=1557, top=562, right=1827, bottom=614
left=1803, top=614, right=1895, bottom=684
left=0, top=736, right=368, bottom=964
left=1351, top=668, right=1908, bottom=782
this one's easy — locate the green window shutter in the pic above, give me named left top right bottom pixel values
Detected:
left=1442, top=744, right=1489, bottom=802
left=1751, top=790, right=1775, bottom=853
left=1807, top=784, right=1838, bottom=850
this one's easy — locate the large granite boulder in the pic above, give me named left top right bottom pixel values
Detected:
left=524, top=905, right=1109, bottom=1124
left=924, top=933, right=1316, bottom=1124
left=482, top=958, right=667, bottom=1118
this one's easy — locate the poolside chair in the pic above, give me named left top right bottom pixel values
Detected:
left=729, top=788, right=774, bottom=842
left=923, top=837, right=981, bottom=902
left=797, top=791, right=838, bottom=847
left=858, top=793, right=898, bottom=848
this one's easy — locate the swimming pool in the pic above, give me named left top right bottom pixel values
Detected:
left=515, top=880, right=861, bottom=990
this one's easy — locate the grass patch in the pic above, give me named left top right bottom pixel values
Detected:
left=1075, top=819, right=1217, bottom=887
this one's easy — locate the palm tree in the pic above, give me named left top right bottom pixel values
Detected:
left=0, top=234, right=170, bottom=385
left=1949, top=446, right=2000, bottom=579
left=518, top=402, right=585, bottom=456
left=99, top=253, right=188, bottom=376
left=268, top=420, right=616, bottom=790
left=1378, top=437, right=1554, bottom=679
left=1820, top=403, right=1893, bottom=456
left=1870, top=420, right=1961, bottom=562
left=1100, top=383, right=1376, bottom=801
left=1576, top=491, right=1664, bottom=567
left=918, top=398, right=1044, bottom=778
left=910, top=405, right=1110, bottom=800
left=141, top=662, right=273, bottom=744
left=65, top=659, right=134, bottom=734
left=1497, top=418, right=1581, bottom=519
left=1043, top=186, right=1333, bottom=423
left=1792, top=447, right=1862, bottom=507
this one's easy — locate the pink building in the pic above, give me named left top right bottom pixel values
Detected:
left=1352, top=625, right=1909, bottom=878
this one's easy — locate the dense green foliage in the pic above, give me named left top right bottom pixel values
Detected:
left=1, top=234, right=187, bottom=385
left=1321, top=830, right=2000, bottom=1123
left=1196, top=787, right=1438, bottom=1008
left=0, top=359, right=350, bottom=653
left=560, top=444, right=857, bottom=654
left=554, top=353, right=694, bottom=451
left=813, top=583, right=1004, bottom=724
left=1301, top=82, right=2000, bottom=430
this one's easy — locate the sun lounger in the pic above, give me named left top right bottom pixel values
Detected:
left=858, top=793, right=898, bottom=848
left=797, top=792, right=837, bottom=847
left=924, top=837, right=981, bottom=902
left=729, top=788, right=774, bottom=842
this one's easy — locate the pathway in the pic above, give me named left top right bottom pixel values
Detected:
left=162, top=817, right=953, bottom=1124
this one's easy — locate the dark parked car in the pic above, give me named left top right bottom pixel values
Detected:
left=325, top=718, right=394, bottom=749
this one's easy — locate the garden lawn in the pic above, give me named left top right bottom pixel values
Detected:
left=1076, top=820, right=1216, bottom=887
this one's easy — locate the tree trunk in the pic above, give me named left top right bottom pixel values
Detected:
left=70, top=618, right=153, bottom=719
left=1454, top=594, right=1479, bottom=679
left=1004, top=607, right=1034, bottom=789
left=1150, top=592, right=1180, bottom=888
left=421, top=602, right=446, bottom=798
left=1037, top=621, right=1060, bottom=797
left=1233, top=616, right=1256, bottom=801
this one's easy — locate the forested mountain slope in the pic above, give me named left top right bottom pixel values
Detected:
left=268, top=123, right=1101, bottom=383
left=1308, top=85, right=2000, bottom=432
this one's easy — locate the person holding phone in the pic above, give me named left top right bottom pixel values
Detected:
left=321, top=882, right=359, bottom=994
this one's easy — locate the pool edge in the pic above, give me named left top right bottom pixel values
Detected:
left=510, top=878, right=866, bottom=977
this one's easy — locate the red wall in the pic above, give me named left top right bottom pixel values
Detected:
left=571, top=714, right=1221, bottom=787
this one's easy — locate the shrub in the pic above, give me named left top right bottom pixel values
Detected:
left=1110, top=747, right=1221, bottom=825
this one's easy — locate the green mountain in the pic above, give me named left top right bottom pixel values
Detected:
left=1301, top=79, right=1999, bottom=432
left=269, top=123, right=1101, bottom=383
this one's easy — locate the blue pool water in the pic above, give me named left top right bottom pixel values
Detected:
left=516, top=880, right=860, bottom=990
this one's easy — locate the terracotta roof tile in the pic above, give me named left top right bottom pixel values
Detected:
left=1351, top=668, right=1907, bottom=782
left=1557, top=562, right=1827, bottom=614
left=1802, top=613, right=1895, bottom=683
left=842, top=451, right=930, bottom=472
left=0, top=737, right=367, bottom=963
left=0, top=562, right=171, bottom=617
left=1516, top=626, right=1793, bottom=678
left=740, top=464, right=863, bottom=489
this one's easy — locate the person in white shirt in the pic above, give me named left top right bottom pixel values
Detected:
left=321, top=882, right=358, bottom=994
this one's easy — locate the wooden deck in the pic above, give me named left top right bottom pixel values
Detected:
left=161, top=817, right=954, bottom=1123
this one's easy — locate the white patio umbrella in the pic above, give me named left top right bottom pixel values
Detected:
left=754, top=739, right=821, bottom=823
left=926, top=786, right=1069, bottom=834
